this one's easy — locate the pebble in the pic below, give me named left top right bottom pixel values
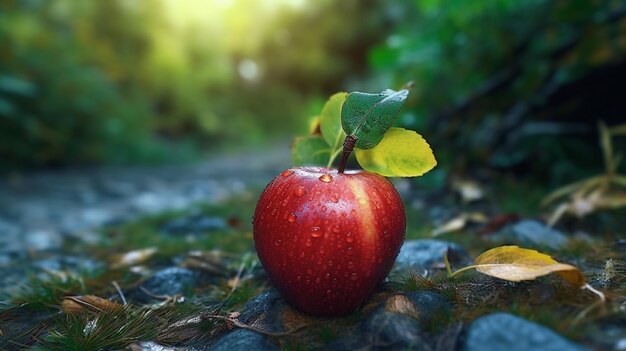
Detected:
left=394, top=239, right=469, bottom=274
left=127, top=267, right=214, bottom=304
left=490, top=219, right=568, bottom=249
left=462, top=313, right=589, bottom=351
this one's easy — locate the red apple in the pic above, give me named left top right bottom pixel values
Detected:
left=253, top=166, right=406, bottom=316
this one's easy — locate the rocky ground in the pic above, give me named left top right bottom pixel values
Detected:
left=1, top=148, right=625, bottom=351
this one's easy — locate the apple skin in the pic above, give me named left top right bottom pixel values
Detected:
left=253, top=166, right=406, bottom=317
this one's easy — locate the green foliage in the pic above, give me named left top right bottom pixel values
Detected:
left=320, top=92, right=348, bottom=152
left=0, top=0, right=395, bottom=169
left=11, top=274, right=87, bottom=311
left=369, top=0, right=626, bottom=181
left=43, top=306, right=162, bottom=351
left=291, top=135, right=332, bottom=167
left=341, top=89, right=408, bottom=149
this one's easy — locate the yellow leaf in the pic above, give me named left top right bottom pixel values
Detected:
left=472, top=246, right=586, bottom=286
left=354, top=127, right=436, bottom=177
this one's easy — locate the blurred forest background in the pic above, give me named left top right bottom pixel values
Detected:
left=1, top=0, right=625, bottom=185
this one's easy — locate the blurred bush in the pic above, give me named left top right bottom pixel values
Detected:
left=369, top=0, right=626, bottom=184
left=0, top=0, right=392, bottom=170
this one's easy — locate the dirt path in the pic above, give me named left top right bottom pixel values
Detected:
left=0, top=146, right=290, bottom=253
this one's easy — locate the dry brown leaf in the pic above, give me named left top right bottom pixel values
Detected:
left=384, top=295, right=420, bottom=320
left=61, top=295, right=122, bottom=314
left=474, top=246, right=586, bottom=286
left=431, top=212, right=487, bottom=236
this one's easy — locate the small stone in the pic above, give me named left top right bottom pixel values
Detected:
left=127, top=267, right=213, bottom=304
left=209, top=329, right=279, bottom=351
left=238, top=291, right=282, bottom=327
left=490, top=220, right=568, bottom=250
left=462, top=313, right=589, bottom=351
left=394, top=239, right=469, bottom=274
left=400, top=291, right=451, bottom=328
left=360, top=308, right=433, bottom=350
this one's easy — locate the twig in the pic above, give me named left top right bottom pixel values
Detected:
left=139, top=287, right=181, bottom=303
left=215, top=260, right=247, bottom=312
left=202, top=314, right=308, bottom=337
left=572, top=284, right=607, bottom=325
left=112, top=281, right=127, bottom=305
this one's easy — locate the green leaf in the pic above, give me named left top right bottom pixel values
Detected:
left=341, top=89, right=409, bottom=149
left=291, top=135, right=332, bottom=166
left=354, top=127, right=436, bottom=177
left=320, top=92, right=348, bottom=148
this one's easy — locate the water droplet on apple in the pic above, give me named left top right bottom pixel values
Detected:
left=309, top=226, right=322, bottom=238
left=325, top=273, right=331, bottom=280
left=299, top=251, right=305, bottom=258
left=332, top=225, right=340, bottom=233
left=281, top=199, right=289, bottom=207
left=274, top=240, right=281, bottom=247
left=350, top=273, right=358, bottom=281
left=315, top=277, right=321, bottom=284
left=330, top=194, right=339, bottom=203
left=294, top=186, right=307, bottom=197
left=319, top=174, right=333, bottom=183
left=296, top=275, right=302, bottom=281
left=345, top=233, right=354, bottom=243
left=287, top=213, right=296, bottom=222
left=336, top=242, right=343, bottom=248
left=281, top=170, right=294, bottom=177
left=305, top=238, right=313, bottom=247
left=341, top=212, right=347, bottom=217
left=326, top=289, right=332, bottom=294
left=321, top=205, right=327, bottom=212
left=347, top=261, right=355, bottom=269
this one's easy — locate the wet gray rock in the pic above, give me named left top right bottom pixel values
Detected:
left=360, top=308, right=432, bottom=350
left=401, top=291, right=452, bottom=328
left=128, top=267, right=214, bottom=304
left=238, top=290, right=282, bottom=327
left=209, top=329, right=279, bottom=351
left=133, top=341, right=206, bottom=351
left=490, top=220, right=568, bottom=249
left=331, top=292, right=448, bottom=350
left=394, top=239, right=469, bottom=274
left=207, top=291, right=287, bottom=351
left=462, top=313, right=589, bottom=351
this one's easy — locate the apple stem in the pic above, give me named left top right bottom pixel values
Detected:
left=338, top=135, right=358, bottom=173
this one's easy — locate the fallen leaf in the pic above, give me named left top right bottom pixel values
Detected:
left=452, top=178, right=485, bottom=202
left=61, top=295, right=122, bottom=314
left=472, top=246, right=586, bottom=286
left=110, top=247, right=157, bottom=269
left=384, top=295, right=420, bottom=320
left=432, top=212, right=487, bottom=236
